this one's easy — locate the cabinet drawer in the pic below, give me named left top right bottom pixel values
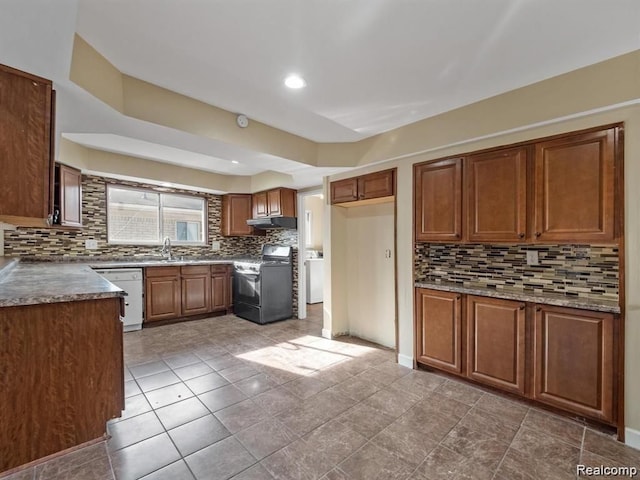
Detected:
left=181, top=265, right=210, bottom=275
left=211, top=265, right=230, bottom=274
left=145, top=266, right=180, bottom=278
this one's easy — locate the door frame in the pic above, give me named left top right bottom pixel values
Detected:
left=296, top=187, right=323, bottom=319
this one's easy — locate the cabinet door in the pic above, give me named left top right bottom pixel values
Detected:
left=358, top=170, right=395, bottom=200
left=221, top=194, right=264, bottom=237
left=267, top=189, right=282, bottom=216
left=181, top=266, right=210, bottom=316
left=415, top=288, right=462, bottom=374
left=414, top=158, right=463, bottom=242
left=211, top=273, right=229, bottom=311
left=145, top=273, right=181, bottom=322
left=0, top=64, right=54, bottom=221
left=533, top=305, right=614, bottom=423
left=57, top=164, right=82, bottom=227
left=467, top=296, right=526, bottom=395
left=330, top=178, right=359, bottom=204
left=533, top=128, right=615, bottom=243
left=467, top=148, right=527, bottom=242
left=253, top=191, right=269, bottom=218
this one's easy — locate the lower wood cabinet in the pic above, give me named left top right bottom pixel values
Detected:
left=415, top=288, right=618, bottom=425
left=181, top=266, right=211, bottom=316
left=145, top=264, right=233, bottom=323
left=145, top=266, right=181, bottom=322
left=415, top=289, right=462, bottom=374
left=466, top=295, right=526, bottom=395
left=211, top=265, right=232, bottom=312
left=533, top=305, right=614, bottom=423
left=0, top=297, right=123, bottom=472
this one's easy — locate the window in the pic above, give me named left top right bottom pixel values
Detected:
left=107, top=185, right=206, bottom=245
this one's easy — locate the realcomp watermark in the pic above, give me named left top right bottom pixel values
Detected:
left=577, top=464, right=638, bottom=477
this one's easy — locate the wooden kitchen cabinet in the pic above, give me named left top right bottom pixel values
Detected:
left=0, top=63, right=55, bottom=226
left=330, top=169, right=395, bottom=205
left=221, top=194, right=265, bottom=237
left=181, top=265, right=210, bottom=316
left=252, top=187, right=296, bottom=218
left=533, top=305, right=615, bottom=423
left=145, top=266, right=181, bottom=322
left=467, top=147, right=527, bottom=243
left=533, top=128, right=616, bottom=243
left=0, top=297, right=123, bottom=472
left=466, top=295, right=527, bottom=395
left=415, top=288, right=463, bottom=374
left=414, top=158, right=463, bottom=242
left=53, top=163, right=82, bottom=227
left=211, top=264, right=232, bottom=312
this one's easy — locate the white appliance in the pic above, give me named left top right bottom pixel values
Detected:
left=94, top=268, right=143, bottom=332
left=305, top=258, right=324, bottom=304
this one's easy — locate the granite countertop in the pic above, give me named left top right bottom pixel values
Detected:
left=87, top=258, right=237, bottom=269
left=0, top=262, right=125, bottom=307
left=415, top=280, right=620, bottom=314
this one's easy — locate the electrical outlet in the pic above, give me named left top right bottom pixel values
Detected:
left=85, top=239, right=98, bottom=250
left=211, top=241, right=221, bottom=251
left=526, top=250, right=539, bottom=266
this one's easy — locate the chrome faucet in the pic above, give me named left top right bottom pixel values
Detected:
left=160, top=236, right=172, bottom=260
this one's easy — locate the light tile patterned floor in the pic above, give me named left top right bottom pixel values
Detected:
left=4, top=304, right=640, bottom=480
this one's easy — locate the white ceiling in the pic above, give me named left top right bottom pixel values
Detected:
left=2, top=0, right=640, bottom=189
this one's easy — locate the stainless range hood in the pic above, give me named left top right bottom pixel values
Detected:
left=246, top=216, right=297, bottom=230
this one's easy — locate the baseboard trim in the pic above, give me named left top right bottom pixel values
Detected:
left=625, top=428, right=640, bottom=450
left=397, top=353, right=414, bottom=369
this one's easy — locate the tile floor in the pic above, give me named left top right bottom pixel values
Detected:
left=4, top=304, right=640, bottom=480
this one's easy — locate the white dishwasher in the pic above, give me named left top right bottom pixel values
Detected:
left=94, top=268, right=143, bottom=332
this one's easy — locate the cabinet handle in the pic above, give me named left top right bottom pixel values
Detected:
left=519, top=305, right=525, bottom=310
left=535, top=232, right=541, bottom=237
left=455, top=295, right=461, bottom=300
left=455, top=234, right=460, bottom=238
left=518, top=233, right=525, bottom=239
left=536, top=307, right=542, bottom=312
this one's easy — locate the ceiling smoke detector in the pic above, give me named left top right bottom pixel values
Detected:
left=236, top=114, right=249, bottom=128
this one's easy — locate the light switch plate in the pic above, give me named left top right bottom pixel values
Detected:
left=85, top=239, right=98, bottom=250
left=526, top=250, right=539, bottom=266
left=211, top=241, right=221, bottom=251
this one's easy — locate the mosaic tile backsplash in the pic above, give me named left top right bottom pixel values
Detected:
left=415, top=243, right=619, bottom=301
left=3, top=174, right=300, bottom=315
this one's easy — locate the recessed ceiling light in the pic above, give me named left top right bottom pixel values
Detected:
left=284, top=74, right=306, bottom=89
left=231, top=160, right=239, bottom=164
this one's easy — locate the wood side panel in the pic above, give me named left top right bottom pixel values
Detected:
left=415, top=288, right=462, bottom=374
left=0, top=298, right=123, bottom=472
left=0, top=64, right=53, bottom=219
left=466, top=295, right=526, bottom=394
left=467, top=148, right=527, bottom=242
left=534, top=305, right=614, bottom=423
left=534, top=128, right=615, bottom=243
left=414, top=158, right=463, bottom=242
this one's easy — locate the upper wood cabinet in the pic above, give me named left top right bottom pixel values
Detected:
left=221, top=194, right=265, bottom=237
left=415, top=288, right=463, bottom=374
left=414, top=158, right=462, bottom=242
left=252, top=187, right=296, bottom=218
left=467, top=148, right=527, bottom=243
left=413, top=125, right=620, bottom=245
left=533, top=304, right=614, bottom=423
left=466, top=295, right=526, bottom=395
left=533, top=128, right=616, bottom=243
left=0, top=64, right=55, bottom=225
left=54, top=163, right=82, bottom=228
left=330, top=169, right=395, bottom=205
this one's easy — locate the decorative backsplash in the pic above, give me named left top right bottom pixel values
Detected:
left=415, top=243, right=619, bottom=301
left=3, top=174, right=300, bottom=314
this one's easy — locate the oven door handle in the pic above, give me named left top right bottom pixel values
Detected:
left=235, top=269, right=260, bottom=276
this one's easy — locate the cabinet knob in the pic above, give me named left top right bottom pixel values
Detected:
left=536, top=307, right=542, bottom=312
left=519, top=305, right=525, bottom=310
left=519, top=233, right=525, bottom=239
left=535, top=232, right=541, bottom=237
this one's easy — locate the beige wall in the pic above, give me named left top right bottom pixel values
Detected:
left=304, top=195, right=324, bottom=250
left=345, top=202, right=396, bottom=348
left=324, top=67, right=640, bottom=440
